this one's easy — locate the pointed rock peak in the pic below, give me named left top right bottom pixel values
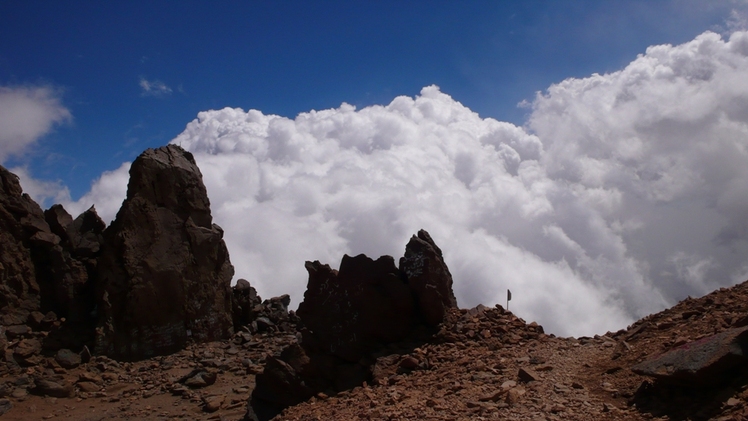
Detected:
left=401, top=229, right=457, bottom=326
left=414, top=229, right=443, bottom=258
left=44, top=204, right=74, bottom=241
left=72, top=206, right=105, bottom=234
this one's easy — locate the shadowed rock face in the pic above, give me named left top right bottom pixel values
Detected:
left=95, top=145, right=234, bottom=361
left=0, top=165, right=46, bottom=319
left=298, top=255, right=414, bottom=363
left=42, top=204, right=104, bottom=323
left=296, top=229, right=456, bottom=364
left=401, top=230, right=457, bottom=326
left=0, top=165, right=106, bottom=351
left=251, top=229, right=458, bottom=419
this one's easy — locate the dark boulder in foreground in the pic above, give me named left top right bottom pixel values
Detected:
left=632, top=325, right=748, bottom=386
left=250, top=229, right=458, bottom=419
left=95, top=145, right=234, bottom=360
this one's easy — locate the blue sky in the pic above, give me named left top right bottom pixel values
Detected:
left=4, top=1, right=748, bottom=335
left=0, top=1, right=738, bottom=198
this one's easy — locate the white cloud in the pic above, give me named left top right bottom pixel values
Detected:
left=529, top=30, right=748, bottom=306
left=0, top=86, right=71, bottom=163
left=61, top=162, right=131, bottom=222
left=68, top=30, right=748, bottom=337
left=12, top=166, right=71, bottom=208
left=139, top=77, right=172, bottom=97
left=163, top=85, right=658, bottom=337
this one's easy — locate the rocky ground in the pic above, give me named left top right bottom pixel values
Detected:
left=3, top=280, right=748, bottom=420
left=0, top=326, right=295, bottom=420
left=276, top=282, right=748, bottom=421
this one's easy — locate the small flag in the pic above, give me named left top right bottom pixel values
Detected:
left=507, top=289, right=512, bottom=301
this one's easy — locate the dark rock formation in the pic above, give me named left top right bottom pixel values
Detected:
left=95, top=145, right=234, bottom=361
left=27, top=204, right=104, bottom=352
left=41, top=205, right=104, bottom=324
left=231, top=280, right=298, bottom=349
left=0, top=164, right=105, bottom=353
left=232, top=279, right=261, bottom=331
left=0, top=165, right=46, bottom=318
left=253, top=344, right=315, bottom=408
left=298, top=255, right=414, bottom=362
left=400, top=230, right=458, bottom=326
left=250, top=229, right=457, bottom=419
left=632, top=326, right=748, bottom=386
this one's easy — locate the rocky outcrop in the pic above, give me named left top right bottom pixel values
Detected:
left=231, top=279, right=299, bottom=349
left=95, top=145, right=234, bottom=361
left=401, top=230, right=457, bottom=326
left=232, top=279, right=262, bottom=331
left=41, top=205, right=104, bottom=325
left=298, top=255, right=414, bottom=362
left=0, top=164, right=106, bottom=354
left=250, top=230, right=458, bottom=419
left=0, top=165, right=46, bottom=319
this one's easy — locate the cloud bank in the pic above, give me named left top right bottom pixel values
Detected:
left=65, top=30, right=748, bottom=336
left=0, top=85, right=71, bottom=163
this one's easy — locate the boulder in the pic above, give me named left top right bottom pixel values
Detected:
left=0, top=399, right=11, bottom=416
left=251, top=344, right=316, bottom=412
left=13, top=338, right=42, bottom=365
left=631, top=326, right=748, bottom=386
left=55, top=348, right=81, bottom=369
left=400, top=230, right=458, bottom=326
left=33, top=377, right=74, bottom=398
left=95, top=145, right=234, bottom=360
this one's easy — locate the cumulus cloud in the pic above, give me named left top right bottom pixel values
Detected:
left=61, top=162, right=131, bottom=221
left=139, top=77, right=172, bottom=97
left=12, top=166, right=71, bottom=208
left=529, top=30, right=748, bottom=306
left=0, top=86, right=71, bottom=163
left=68, top=30, right=748, bottom=337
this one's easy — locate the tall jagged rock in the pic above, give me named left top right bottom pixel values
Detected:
left=95, top=145, right=234, bottom=360
left=0, top=165, right=47, bottom=321
left=400, top=229, right=458, bottom=326
left=251, top=229, right=457, bottom=419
